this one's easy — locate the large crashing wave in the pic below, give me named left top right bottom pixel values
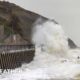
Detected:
left=32, top=20, right=69, bottom=57
left=1, top=20, right=80, bottom=80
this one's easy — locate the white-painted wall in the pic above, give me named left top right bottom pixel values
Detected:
left=3, top=0, right=80, bottom=46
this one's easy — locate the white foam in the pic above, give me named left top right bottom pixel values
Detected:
left=68, top=48, right=80, bottom=63
left=32, top=20, right=69, bottom=57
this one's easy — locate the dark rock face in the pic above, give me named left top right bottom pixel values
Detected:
left=0, top=1, right=48, bottom=44
left=68, top=38, right=77, bottom=49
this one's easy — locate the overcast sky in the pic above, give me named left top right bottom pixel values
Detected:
left=3, top=0, right=80, bottom=46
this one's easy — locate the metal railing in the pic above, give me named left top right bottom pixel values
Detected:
left=0, top=45, right=35, bottom=72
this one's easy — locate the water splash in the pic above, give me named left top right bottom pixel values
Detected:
left=32, top=20, right=69, bottom=57
left=0, top=20, right=80, bottom=80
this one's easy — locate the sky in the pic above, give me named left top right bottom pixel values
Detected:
left=2, top=0, right=80, bottom=46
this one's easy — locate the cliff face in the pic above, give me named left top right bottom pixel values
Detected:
left=0, top=1, right=48, bottom=45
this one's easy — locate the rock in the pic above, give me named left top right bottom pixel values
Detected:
left=68, top=38, right=77, bottom=49
left=0, top=1, right=48, bottom=44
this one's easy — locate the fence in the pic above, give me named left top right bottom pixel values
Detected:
left=0, top=45, right=35, bottom=72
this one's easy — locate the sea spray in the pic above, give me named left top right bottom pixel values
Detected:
left=25, top=20, right=70, bottom=69
left=32, top=20, right=69, bottom=57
